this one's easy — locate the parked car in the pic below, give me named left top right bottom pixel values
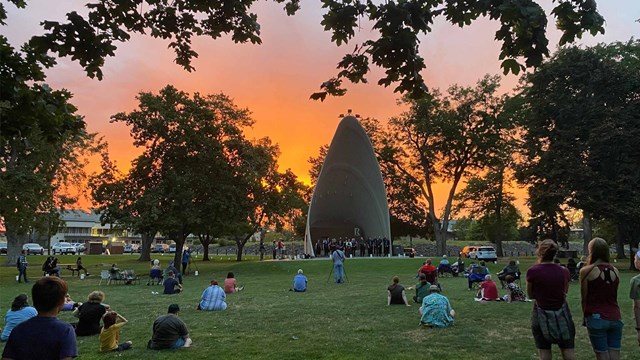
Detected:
left=124, top=244, right=140, bottom=253
left=460, top=246, right=478, bottom=258
left=469, top=246, right=498, bottom=262
left=71, top=243, right=86, bottom=253
left=22, top=243, right=44, bottom=255
left=151, top=244, right=169, bottom=253
left=169, top=243, right=176, bottom=253
left=52, top=242, right=76, bottom=255
left=0, top=242, right=7, bottom=255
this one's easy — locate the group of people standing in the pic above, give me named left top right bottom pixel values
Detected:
left=527, top=238, right=639, bottom=360
left=314, top=236, right=392, bottom=258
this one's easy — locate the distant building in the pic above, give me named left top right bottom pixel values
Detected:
left=304, top=115, right=391, bottom=256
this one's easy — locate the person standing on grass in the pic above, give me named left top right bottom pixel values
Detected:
left=99, top=311, right=132, bottom=353
left=292, top=269, right=307, bottom=292
left=148, top=304, right=192, bottom=350
left=75, top=257, right=89, bottom=277
left=580, top=237, right=623, bottom=359
left=526, top=239, right=575, bottom=360
left=181, top=249, right=191, bottom=275
left=1, top=294, right=37, bottom=342
left=332, top=246, right=346, bottom=284
left=197, top=280, right=227, bottom=311
left=16, top=251, right=28, bottom=283
left=631, top=249, right=640, bottom=347
left=1, top=277, right=77, bottom=360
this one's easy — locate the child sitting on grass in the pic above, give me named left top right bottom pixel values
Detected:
left=99, top=311, right=132, bottom=353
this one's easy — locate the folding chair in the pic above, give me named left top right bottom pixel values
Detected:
left=99, top=270, right=111, bottom=286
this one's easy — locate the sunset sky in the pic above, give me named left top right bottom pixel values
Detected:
left=3, top=1, right=640, bottom=213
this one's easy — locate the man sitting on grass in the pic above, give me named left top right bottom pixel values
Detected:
left=419, top=285, right=455, bottom=328
left=148, top=304, right=192, bottom=350
left=292, top=269, right=307, bottom=292
left=197, top=280, right=227, bottom=311
left=477, top=275, right=500, bottom=301
left=2, top=277, right=77, bottom=360
left=163, top=271, right=183, bottom=295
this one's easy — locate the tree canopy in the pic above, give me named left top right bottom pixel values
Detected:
left=516, top=40, right=640, bottom=260
left=0, top=35, right=99, bottom=264
left=90, top=85, right=306, bottom=262
left=1, top=0, right=605, bottom=99
left=363, top=74, right=513, bottom=255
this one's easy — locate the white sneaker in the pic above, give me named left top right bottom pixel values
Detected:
left=183, top=338, right=193, bottom=348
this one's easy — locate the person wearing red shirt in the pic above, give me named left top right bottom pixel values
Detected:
left=419, top=259, right=438, bottom=285
left=479, top=275, right=499, bottom=301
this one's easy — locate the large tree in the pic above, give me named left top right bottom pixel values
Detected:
left=364, top=74, right=512, bottom=255
left=2, top=0, right=604, bottom=99
left=0, top=35, right=98, bottom=265
left=516, top=40, right=640, bottom=264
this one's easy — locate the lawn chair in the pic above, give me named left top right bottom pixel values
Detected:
left=438, top=263, right=453, bottom=277
left=99, top=270, right=111, bottom=286
left=468, top=265, right=488, bottom=290
left=122, top=270, right=141, bottom=285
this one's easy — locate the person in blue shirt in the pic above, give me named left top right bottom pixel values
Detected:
left=198, top=280, right=227, bottom=311
left=181, top=249, right=191, bottom=275
left=332, top=247, right=346, bottom=283
left=292, top=269, right=308, bottom=292
left=2, top=277, right=77, bottom=360
left=1, top=294, right=37, bottom=342
left=163, top=271, right=182, bottom=294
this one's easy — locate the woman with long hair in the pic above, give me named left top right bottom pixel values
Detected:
left=580, top=238, right=622, bottom=360
left=526, top=239, right=575, bottom=360
left=1, top=294, right=37, bottom=341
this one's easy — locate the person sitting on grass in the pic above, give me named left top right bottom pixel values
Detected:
left=148, top=304, right=192, bottom=350
left=413, top=273, right=431, bottom=304
left=502, top=275, right=527, bottom=302
left=418, top=258, right=438, bottom=284
left=75, top=290, right=109, bottom=336
left=1, top=277, right=77, bottom=360
left=291, top=269, right=307, bottom=292
left=99, top=311, right=132, bottom=353
left=224, top=272, right=244, bottom=293
left=477, top=275, right=500, bottom=301
left=198, top=280, right=227, bottom=311
left=1, top=294, right=37, bottom=342
left=420, top=285, right=455, bottom=328
left=166, top=261, right=183, bottom=284
left=163, top=271, right=183, bottom=294
left=61, top=293, right=80, bottom=312
left=387, top=276, right=410, bottom=306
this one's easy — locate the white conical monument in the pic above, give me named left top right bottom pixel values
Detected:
left=304, top=112, right=391, bottom=256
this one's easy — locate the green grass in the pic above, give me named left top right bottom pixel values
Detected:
left=1, top=254, right=638, bottom=359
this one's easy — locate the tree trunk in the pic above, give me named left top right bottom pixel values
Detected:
left=200, top=234, right=212, bottom=261
left=582, top=212, right=593, bottom=256
left=138, top=232, right=154, bottom=262
left=258, top=228, right=267, bottom=261
left=435, top=227, right=447, bottom=256
left=173, top=233, right=186, bottom=267
left=235, top=236, right=246, bottom=262
left=615, top=223, right=626, bottom=260
left=5, top=226, right=29, bottom=266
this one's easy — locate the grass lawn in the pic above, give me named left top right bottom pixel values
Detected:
left=0, top=254, right=638, bottom=359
